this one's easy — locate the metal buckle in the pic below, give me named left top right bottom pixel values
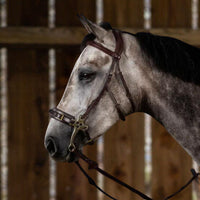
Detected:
left=113, top=53, right=121, bottom=60
left=56, top=113, right=64, bottom=121
left=68, top=115, right=88, bottom=152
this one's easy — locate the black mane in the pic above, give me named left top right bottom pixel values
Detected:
left=81, top=23, right=200, bottom=85
left=133, top=32, right=200, bottom=85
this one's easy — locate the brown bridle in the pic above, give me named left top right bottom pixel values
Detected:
left=49, top=30, right=135, bottom=152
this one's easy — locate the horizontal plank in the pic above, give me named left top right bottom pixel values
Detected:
left=0, top=27, right=86, bottom=48
left=0, top=27, right=200, bottom=48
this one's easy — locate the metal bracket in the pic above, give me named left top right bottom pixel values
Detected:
left=68, top=115, right=88, bottom=152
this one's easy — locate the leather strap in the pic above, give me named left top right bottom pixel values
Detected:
left=75, top=150, right=200, bottom=200
left=82, top=30, right=126, bottom=120
left=49, top=108, right=75, bottom=125
left=49, top=107, right=94, bottom=145
left=81, top=57, right=117, bottom=120
left=115, top=62, right=135, bottom=112
left=75, top=150, right=152, bottom=200
left=106, top=86, right=125, bottom=121
left=87, top=41, right=121, bottom=60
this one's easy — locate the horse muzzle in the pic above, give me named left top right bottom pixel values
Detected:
left=44, top=118, right=91, bottom=162
left=44, top=135, right=81, bottom=162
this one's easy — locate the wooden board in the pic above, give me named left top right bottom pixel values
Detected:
left=104, top=0, right=144, bottom=27
left=56, top=0, right=95, bottom=26
left=0, top=27, right=200, bottom=47
left=104, top=114, right=145, bottom=200
left=7, top=0, right=49, bottom=199
left=151, top=119, right=192, bottom=200
left=152, top=0, right=191, bottom=28
left=55, top=1, right=97, bottom=200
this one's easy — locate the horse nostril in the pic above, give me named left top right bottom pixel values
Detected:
left=46, top=137, right=58, bottom=156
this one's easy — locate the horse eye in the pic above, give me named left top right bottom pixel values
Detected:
left=79, top=71, right=96, bottom=81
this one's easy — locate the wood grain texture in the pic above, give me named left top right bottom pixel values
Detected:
left=0, top=27, right=200, bottom=47
left=104, top=114, right=145, bottom=200
left=151, top=119, right=192, bottom=200
left=152, top=0, right=191, bottom=28
left=55, top=0, right=95, bottom=26
left=7, top=50, right=49, bottom=200
left=55, top=1, right=97, bottom=200
left=7, top=0, right=49, bottom=199
left=104, top=0, right=144, bottom=28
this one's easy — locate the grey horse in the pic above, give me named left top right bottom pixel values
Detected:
left=44, top=17, right=200, bottom=165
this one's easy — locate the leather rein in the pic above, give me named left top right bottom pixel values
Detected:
left=49, top=30, right=200, bottom=200
left=75, top=150, right=199, bottom=200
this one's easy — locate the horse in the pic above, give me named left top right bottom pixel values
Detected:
left=44, top=16, right=200, bottom=166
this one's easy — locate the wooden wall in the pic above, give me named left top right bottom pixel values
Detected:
left=7, top=0, right=49, bottom=200
left=0, top=0, right=199, bottom=200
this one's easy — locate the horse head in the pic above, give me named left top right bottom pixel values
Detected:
left=44, top=16, right=143, bottom=162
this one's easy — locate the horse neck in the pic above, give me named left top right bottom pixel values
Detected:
left=141, top=66, right=200, bottom=164
left=122, top=33, right=200, bottom=164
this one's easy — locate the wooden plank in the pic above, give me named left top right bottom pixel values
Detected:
left=104, top=114, right=145, bottom=200
left=0, top=27, right=200, bottom=47
left=55, top=0, right=95, bottom=26
left=0, top=27, right=87, bottom=47
left=55, top=1, right=97, bottom=200
left=151, top=119, right=192, bottom=200
left=151, top=1, right=192, bottom=199
left=7, top=0, right=49, bottom=200
left=104, top=0, right=144, bottom=27
left=152, top=0, right=191, bottom=27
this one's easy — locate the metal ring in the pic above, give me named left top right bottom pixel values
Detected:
left=68, top=143, right=76, bottom=152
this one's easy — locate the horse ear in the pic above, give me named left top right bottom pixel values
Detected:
left=78, top=15, right=107, bottom=41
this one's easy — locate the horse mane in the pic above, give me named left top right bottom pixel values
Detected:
left=81, top=23, right=200, bottom=85
left=132, top=32, right=200, bottom=85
